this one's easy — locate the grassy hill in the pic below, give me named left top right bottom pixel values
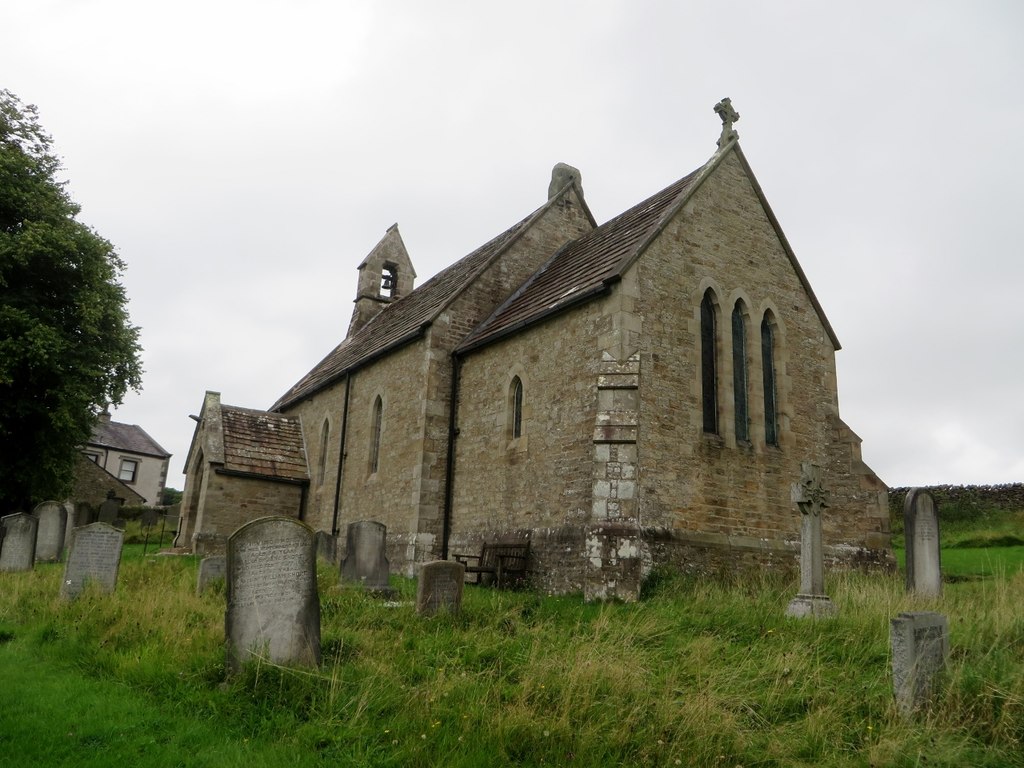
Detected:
left=1, top=511, right=1021, bottom=767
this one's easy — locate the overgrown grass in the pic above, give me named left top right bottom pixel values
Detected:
left=1, top=537, right=1022, bottom=766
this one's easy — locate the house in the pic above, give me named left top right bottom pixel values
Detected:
left=82, top=411, right=171, bottom=506
left=177, top=103, right=893, bottom=597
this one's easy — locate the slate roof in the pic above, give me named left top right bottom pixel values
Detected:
left=458, top=166, right=704, bottom=353
left=220, top=405, right=308, bottom=481
left=458, top=143, right=840, bottom=353
left=88, top=419, right=170, bottom=458
left=272, top=194, right=569, bottom=411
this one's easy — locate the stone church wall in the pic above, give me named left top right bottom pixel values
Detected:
left=633, top=150, right=890, bottom=566
left=190, top=472, right=303, bottom=555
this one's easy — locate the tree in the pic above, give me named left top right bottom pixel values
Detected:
left=0, top=90, right=142, bottom=510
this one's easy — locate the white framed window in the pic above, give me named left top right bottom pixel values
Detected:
left=118, top=458, right=138, bottom=483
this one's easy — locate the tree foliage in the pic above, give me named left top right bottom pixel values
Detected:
left=0, top=89, right=142, bottom=509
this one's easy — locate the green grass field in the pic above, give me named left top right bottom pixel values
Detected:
left=0, top=515, right=1021, bottom=767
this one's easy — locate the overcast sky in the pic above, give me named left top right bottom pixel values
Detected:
left=4, top=1, right=1022, bottom=488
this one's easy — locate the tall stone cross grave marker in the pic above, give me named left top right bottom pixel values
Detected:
left=785, top=462, right=837, bottom=618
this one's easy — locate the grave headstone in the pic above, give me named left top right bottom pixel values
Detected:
left=340, top=520, right=392, bottom=594
left=315, top=530, right=338, bottom=565
left=60, top=523, right=124, bottom=599
left=0, top=513, right=39, bottom=572
left=785, top=462, right=837, bottom=618
left=33, top=500, right=68, bottom=562
left=903, top=488, right=942, bottom=598
left=891, top=611, right=949, bottom=717
left=196, top=555, right=227, bottom=595
left=141, top=508, right=159, bottom=528
left=225, top=516, right=320, bottom=671
left=416, top=561, right=465, bottom=616
left=97, top=493, right=122, bottom=525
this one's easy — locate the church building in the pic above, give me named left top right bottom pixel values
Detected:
left=177, top=102, right=893, bottom=598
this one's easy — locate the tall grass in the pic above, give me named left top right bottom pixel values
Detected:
left=0, top=545, right=1021, bottom=766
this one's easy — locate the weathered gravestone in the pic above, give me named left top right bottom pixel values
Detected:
left=891, top=611, right=949, bottom=717
left=785, top=462, right=837, bottom=618
left=97, top=493, right=122, bottom=525
left=60, top=523, right=124, bottom=599
left=225, top=517, right=320, bottom=672
left=315, top=530, right=338, bottom=565
left=0, top=513, right=39, bottom=572
left=196, top=555, right=227, bottom=595
left=33, top=501, right=68, bottom=562
left=904, top=488, right=942, bottom=598
left=340, top=520, right=392, bottom=594
left=416, top=561, right=466, bottom=616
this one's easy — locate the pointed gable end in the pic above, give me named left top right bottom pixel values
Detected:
left=458, top=143, right=839, bottom=354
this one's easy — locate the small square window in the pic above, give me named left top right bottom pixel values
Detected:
left=118, top=459, right=138, bottom=483
left=85, top=452, right=101, bottom=464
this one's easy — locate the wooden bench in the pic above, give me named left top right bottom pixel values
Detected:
left=453, top=540, right=530, bottom=589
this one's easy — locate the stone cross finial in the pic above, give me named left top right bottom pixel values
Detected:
left=714, top=97, right=740, bottom=148
left=791, top=461, right=829, bottom=517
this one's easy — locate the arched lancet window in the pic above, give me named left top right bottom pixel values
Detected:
left=317, top=419, right=330, bottom=486
left=732, top=301, right=749, bottom=442
left=510, top=376, right=524, bottom=439
left=370, top=396, right=383, bottom=473
left=700, top=289, right=719, bottom=434
left=761, top=312, right=779, bottom=447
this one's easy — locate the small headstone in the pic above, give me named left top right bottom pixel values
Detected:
left=0, top=513, right=39, bottom=572
left=141, top=508, right=159, bottom=528
left=416, top=561, right=465, bottom=616
left=785, top=462, right=837, bottom=618
left=891, top=611, right=949, bottom=717
left=904, top=488, right=942, bottom=598
left=226, top=516, right=320, bottom=671
left=97, top=494, right=122, bottom=524
left=196, top=555, right=227, bottom=595
left=60, top=523, right=124, bottom=599
left=33, top=501, right=68, bottom=562
left=339, top=520, right=392, bottom=594
left=315, top=530, right=338, bottom=565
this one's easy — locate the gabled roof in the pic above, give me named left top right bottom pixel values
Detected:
left=272, top=182, right=591, bottom=411
left=458, top=142, right=840, bottom=354
left=220, top=405, right=308, bottom=482
left=88, top=419, right=170, bottom=459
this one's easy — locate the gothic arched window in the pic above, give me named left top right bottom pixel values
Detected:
left=732, top=301, right=749, bottom=443
left=761, top=312, right=779, bottom=447
left=510, top=376, right=524, bottom=439
left=701, top=289, right=719, bottom=435
left=370, top=396, right=383, bottom=473
left=317, top=418, right=330, bottom=486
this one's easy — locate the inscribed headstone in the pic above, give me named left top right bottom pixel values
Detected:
left=196, top=555, right=227, bottom=595
left=339, top=520, right=391, bottom=592
left=903, top=488, right=942, bottom=598
left=225, top=517, right=320, bottom=671
left=60, top=523, right=124, bottom=599
left=891, top=611, right=949, bottom=717
left=0, top=513, right=39, bottom=572
left=33, top=501, right=68, bottom=562
left=416, top=561, right=465, bottom=616
left=785, top=462, right=837, bottom=618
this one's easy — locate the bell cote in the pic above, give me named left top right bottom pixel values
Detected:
left=348, top=223, right=416, bottom=335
